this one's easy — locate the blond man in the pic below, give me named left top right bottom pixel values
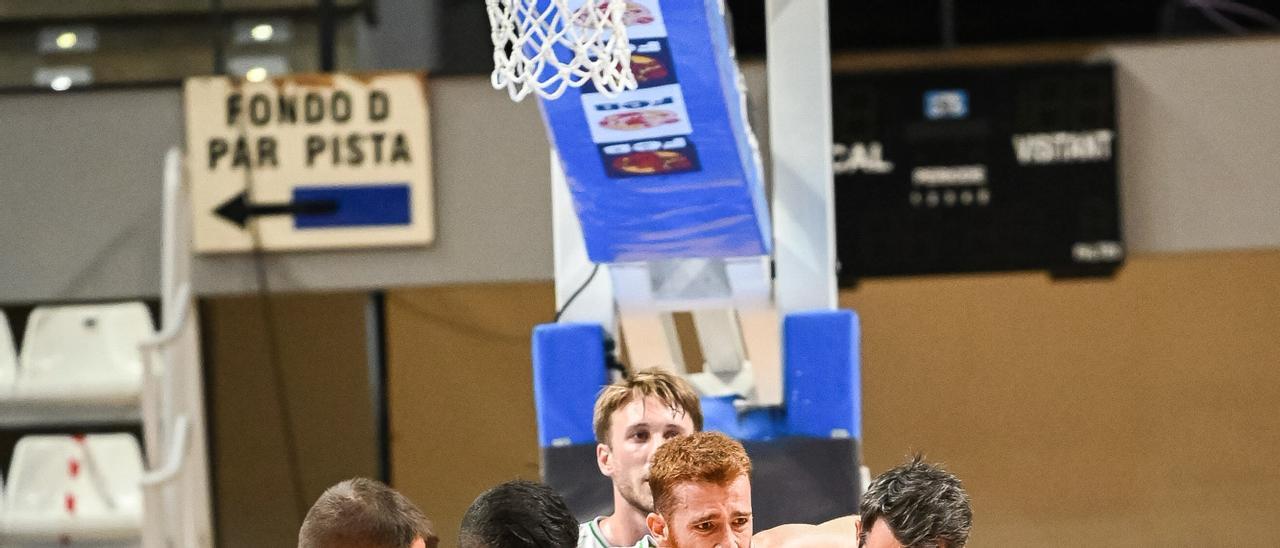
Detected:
left=579, top=367, right=704, bottom=548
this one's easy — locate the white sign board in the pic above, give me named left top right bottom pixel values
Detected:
left=184, top=72, right=433, bottom=253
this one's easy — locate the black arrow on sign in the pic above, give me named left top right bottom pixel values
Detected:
left=213, top=191, right=338, bottom=228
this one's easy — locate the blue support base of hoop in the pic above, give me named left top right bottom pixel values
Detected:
left=530, top=309, right=860, bottom=446
left=533, top=311, right=863, bottom=526
left=783, top=309, right=862, bottom=440
left=531, top=322, right=609, bottom=448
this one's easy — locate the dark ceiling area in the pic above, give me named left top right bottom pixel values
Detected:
left=435, top=0, right=1279, bottom=74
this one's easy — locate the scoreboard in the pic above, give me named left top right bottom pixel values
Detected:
left=832, top=62, right=1123, bottom=285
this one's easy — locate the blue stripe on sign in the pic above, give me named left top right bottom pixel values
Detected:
left=293, top=184, right=411, bottom=229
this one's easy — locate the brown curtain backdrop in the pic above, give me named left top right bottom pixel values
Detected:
left=385, top=282, right=553, bottom=546
left=204, top=292, right=377, bottom=547
left=845, top=249, right=1280, bottom=545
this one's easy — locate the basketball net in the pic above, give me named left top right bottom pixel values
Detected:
left=486, top=0, right=638, bottom=101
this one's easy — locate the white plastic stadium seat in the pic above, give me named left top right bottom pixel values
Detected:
left=0, top=310, right=16, bottom=396
left=15, top=303, right=153, bottom=404
left=2, top=434, right=143, bottom=545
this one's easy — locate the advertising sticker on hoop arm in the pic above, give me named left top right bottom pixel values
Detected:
left=184, top=72, right=433, bottom=253
left=537, top=0, right=770, bottom=262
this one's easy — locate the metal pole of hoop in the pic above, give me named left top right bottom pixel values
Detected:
left=766, top=0, right=838, bottom=313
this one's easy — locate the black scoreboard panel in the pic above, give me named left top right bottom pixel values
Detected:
left=833, top=62, right=1123, bottom=285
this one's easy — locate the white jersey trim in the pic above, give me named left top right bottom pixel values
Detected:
left=578, top=517, right=655, bottom=548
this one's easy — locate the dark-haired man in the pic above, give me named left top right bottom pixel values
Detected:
left=460, top=479, right=579, bottom=548
left=852, top=455, right=971, bottom=548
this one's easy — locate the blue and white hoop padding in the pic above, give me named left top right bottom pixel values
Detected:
left=538, top=0, right=770, bottom=262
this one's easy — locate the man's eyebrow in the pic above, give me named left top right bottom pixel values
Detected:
left=689, top=512, right=720, bottom=524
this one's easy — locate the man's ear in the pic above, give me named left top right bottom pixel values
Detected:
left=647, top=512, right=668, bottom=544
left=854, top=516, right=863, bottom=538
left=597, top=442, right=613, bottom=476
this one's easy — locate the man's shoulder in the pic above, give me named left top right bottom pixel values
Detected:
left=753, top=517, right=859, bottom=548
left=753, top=524, right=820, bottom=548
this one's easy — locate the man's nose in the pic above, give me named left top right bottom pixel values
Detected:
left=652, top=433, right=678, bottom=452
left=714, top=533, right=743, bottom=548
left=645, top=437, right=666, bottom=460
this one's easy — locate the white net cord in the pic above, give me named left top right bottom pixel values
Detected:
left=487, top=0, right=638, bottom=101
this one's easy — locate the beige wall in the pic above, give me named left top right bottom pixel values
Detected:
left=385, top=249, right=1280, bottom=546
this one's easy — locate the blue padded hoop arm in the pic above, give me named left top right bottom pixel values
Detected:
left=537, top=0, right=770, bottom=263
left=532, top=323, right=609, bottom=448
left=783, top=309, right=862, bottom=439
left=701, top=395, right=785, bottom=441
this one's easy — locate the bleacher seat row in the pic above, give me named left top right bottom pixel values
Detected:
left=0, top=307, right=150, bottom=546
left=0, top=312, right=14, bottom=393
left=0, top=434, right=144, bottom=546
left=0, top=304, right=151, bottom=404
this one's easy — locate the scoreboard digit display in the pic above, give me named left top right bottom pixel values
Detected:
left=832, top=62, right=1123, bottom=285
